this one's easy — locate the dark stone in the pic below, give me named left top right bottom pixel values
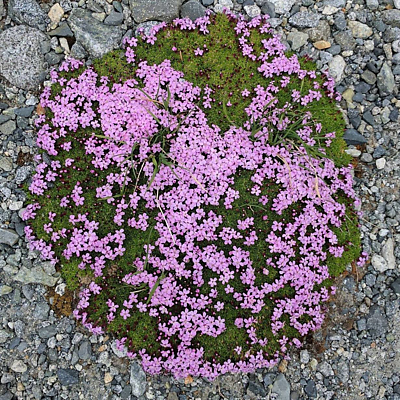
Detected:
left=327, top=44, right=341, bottom=55
left=16, top=116, right=28, bottom=130
left=343, top=129, right=367, bottom=145
left=120, top=385, right=132, bottom=399
left=57, top=368, right=79, bottom=386
left=14, top=106, right=35, bottom=117
left=304, top=380, right=317, bottom=398
left=104, top=10, right=124, bottom=25
left=0, top=114, right=12, bottom=124
left=0, top=392, right=14, bottom=400
left=113, top=0, right=123, bottom=12
left=372, top=146, right=385, bottom=158
left=0, top=103, right=8, bottom=110
left=374, top=20, right=387, bottom=32
left=381, top=9, right=400, bottom=28
left=261, top=1, right=276, bottom=18
left=45, top=51, right=64, bottom=66
left=48, top=22, right=74, bottom=37
left=181, top=0, right=206, bottom=21
left=247, top=380, right=267, bottom=397
left=390, top=277, right=400, bottom=294
left=389, top=108, right=399, bottom=122
left=362, top=110, right=375, bottom=126
left=353, top=92, right=364, bottom=103
left=366, top=62, right=379, bottom=74
left=355, top=82, right=371, bottom=94
left=78, top=340, right=92, bottom=360
left=8, top=336, right=21, bottom=349
left=201, top=0, right=214, bottom=5
left=366, top=305, right=388, bottom=338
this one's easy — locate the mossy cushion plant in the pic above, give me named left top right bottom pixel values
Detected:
left=23, top=11, right=366, bottom=379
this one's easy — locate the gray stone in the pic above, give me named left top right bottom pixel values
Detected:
left=334, top=30, right=356, bottom=51
left=202, top=0, right=214, bottom=5
left=0, top=157, right=13, bottom=172
left=181, top=0, right=206, bottom=20
left=0, top=0, right=5, bottom=18
left=271, top=374, right=290, bottom=400
left=324, top=0, right=345, bottom=6
left=287, top=31, right=308, bottom=50
left=14, top=266, right=59, bottom=286
left=248, top=381, right=267, bottom=397
left=317, top=361, right=334, bottom=376
left=78, top=341, right=92, bottom=360
left=8, top=0, right=50, bottom=30
left=377, top=62, right=396, bottom=94
left=130, top=361, right=147, bottom=397
left=0, top=26, right=48, bottom=90
left=361, top=69, right=377, bottom=85
left=33, top=302, right=50, bottom=319
left=48, top=23, right=74, bottom=37
left=367, top=306, right=388, bottom=338
left=289, top=11, right=320, bottom=28
left=104, top=10, right=124, bottom=25
left=357, top=318, right=367, bottom=331
left=0, top=392, right=13, bottom=400
left=120, top=385, right=132, bottom=399
left=57, top=368, right=79, bottom=386
left=68, top=8, right=123, bottom=59
left=1, top=373, right=15, bottom=384
left=244, top=5, right=261, bottom=18
left=261, top=1, right=276, bottom=18
left=15, top=166, right=33, bottom=184
left=0, top=228, right=19, bottom=246
left=307, top=20, right=331, bottom=41
left=70, top=43, right=88, bottom=59
left=129, top=0, right=183, bottom=23
left=264, top=372, right=276, bottom=386
left=135, top=20, right=160, bottom=36
left=343, top=129, right=367, bottom=145
left=366, top=0, right=379, bottom=9
left=45, top=51, right=64, bottom=66
left=266, top=0, right=296, bottom=14
left=0, top=120, right=16, bottom=136
left=328, top=55, right=346, bottom=83
left=14, top=106, right=35, bottom=118
left=38, top=325, right=57, bottom=339
left=336, top=362, right=349, bottom=383
left=382, top=9, right=400, bottom=27
left=348, top=20, right=373, bottom=38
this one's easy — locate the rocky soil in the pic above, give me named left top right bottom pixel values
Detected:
left=0, top=0, right=399, bottom=399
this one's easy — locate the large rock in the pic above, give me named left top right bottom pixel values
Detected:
left=181, top=0, right=206, bottom=21
left=328, top=55, right=346, bottom=83
left=8, top=0, right=50, bottom=31
left=130, top=362, right=146, bottom=397
left=129, top=0, right=183, bottom=23
left=348, top=20, right=373, bottom=38
left=382, top=9, right=400, bottom=27
left=267, top=0, right=296, bottom=14
left=14, top=266, right=58, bottom=286
left=0, top=26, right=48, bottom=90
left=271, top=374, right=290, bottom=400
left=0, top=228, right=19, bottom=246
left=377, top=62, right=396, bottom=95
left=68, top=8, right=123, bottom=59
left=0, top=0, right=5, bottom=18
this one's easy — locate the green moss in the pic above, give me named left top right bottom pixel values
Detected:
left=26, top=12, right=362, bottom=370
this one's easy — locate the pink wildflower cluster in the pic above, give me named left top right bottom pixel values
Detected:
left=25, top=11, right=361, bottom=380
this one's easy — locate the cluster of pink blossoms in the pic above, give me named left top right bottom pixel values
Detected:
left=24, top=11, right=364, bottom=380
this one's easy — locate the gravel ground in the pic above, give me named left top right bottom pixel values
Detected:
left=0, top=0, right=399, bottom=399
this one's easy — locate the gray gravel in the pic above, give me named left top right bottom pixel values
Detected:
left=0, top=0, right=399, bottom=399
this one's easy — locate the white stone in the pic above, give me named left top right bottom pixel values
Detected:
left=11, top=360, right=27, bottom=373
left=382, top=238, right=396, bottom=269
left=371, top=254, right=390, bottom=272
left=345, top=148, right=361, bottom=157
left=328, top=55, right=346, bottom=83
left=267, top=0, right=296, bottom=14
left=376, top=157, right=386, bottom=170
left=9, top=201, right=23, bottom=211
left=59, top=37, right=70, bottom=54
left=219, top=0, right=233, bottom=7
left=394, top=0, right=400, bottom=9
left=322, top=5, right=338, bottom=14
left=244, top=5, right=261, bottom=18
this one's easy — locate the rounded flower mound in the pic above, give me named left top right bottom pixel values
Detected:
left=24, top=11, right=362, bottom=379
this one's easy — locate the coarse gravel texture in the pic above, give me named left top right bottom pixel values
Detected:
left=0, top=0, right=399, bottom=399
